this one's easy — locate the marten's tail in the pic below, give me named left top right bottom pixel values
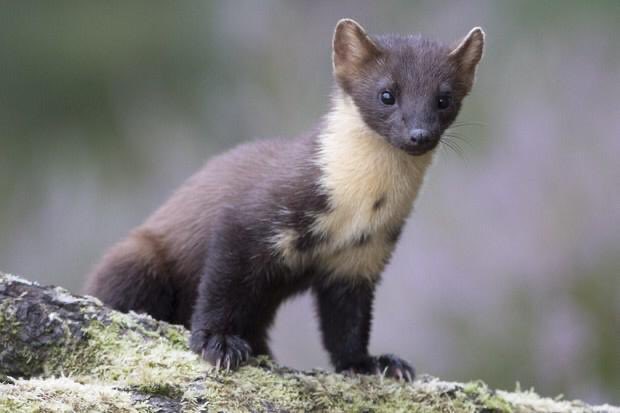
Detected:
left=84, top=229, right=175, bottom=322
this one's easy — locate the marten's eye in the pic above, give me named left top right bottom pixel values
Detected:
left=380, top=90, right=396, bottom=105
left=437, top=95, right=452, bottom=110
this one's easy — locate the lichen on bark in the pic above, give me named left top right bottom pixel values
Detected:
left=0, top=272, right=618, bottom=413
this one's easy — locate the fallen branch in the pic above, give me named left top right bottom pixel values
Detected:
left=0, top=272, right=617, bottom=413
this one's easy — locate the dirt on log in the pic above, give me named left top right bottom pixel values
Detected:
left=0, top=272, right=617, bottom=413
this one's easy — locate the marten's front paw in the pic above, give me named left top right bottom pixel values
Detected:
left=340, top=354, right=415, bottom=382
left=190, top=332, right=252, bottom=371
left=374, top=354, right=415, bottom=382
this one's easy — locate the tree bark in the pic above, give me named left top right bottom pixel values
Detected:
left=0, top=272, right=617, bottom=413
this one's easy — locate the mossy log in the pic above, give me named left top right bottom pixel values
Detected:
left=0, top=272, right=617, bottom=413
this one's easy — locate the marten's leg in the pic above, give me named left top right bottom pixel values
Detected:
left=85, top=230, right=175, bottom=323
left=314, top=278, right=414, bottom=381
left=188, top=218, right=280, bottom=370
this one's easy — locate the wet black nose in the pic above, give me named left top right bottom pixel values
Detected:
left=409, top=129, right=431, bottom=145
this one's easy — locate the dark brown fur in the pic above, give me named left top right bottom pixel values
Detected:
left=85, top=132, right=326, bottom=327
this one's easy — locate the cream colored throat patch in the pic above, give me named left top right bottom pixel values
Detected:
left=311, top=94, right=435, bottom=281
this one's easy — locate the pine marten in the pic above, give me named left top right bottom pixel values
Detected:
left=86, top=19, right=485, bottom=381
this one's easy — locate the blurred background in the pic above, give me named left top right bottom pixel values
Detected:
left=1, top=0, right=618, bottom=405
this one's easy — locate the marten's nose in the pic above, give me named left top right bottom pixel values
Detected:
left=409, top=129, right=431, bottom=145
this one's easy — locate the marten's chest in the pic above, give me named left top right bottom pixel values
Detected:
left=272, top=110, right=434, bottom=281
left=312, top=130, right=433, bottom=280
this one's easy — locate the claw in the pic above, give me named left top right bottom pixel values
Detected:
left=395, top=368, right=404, bottom=381
left=233, top=347, right=244, bottom=365
left=405, top=370, right=413, bottom=383
left=198, top=334, right=253, bottom=372
left=224, top=354, right=231, bottom=372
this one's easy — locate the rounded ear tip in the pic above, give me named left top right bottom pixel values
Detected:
left=335, top=18, right=362, bottom=31
left=470, top=27, right=486, bottom=39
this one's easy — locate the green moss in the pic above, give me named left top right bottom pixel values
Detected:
left=0, top=302, right=44, bottom=378
left=72, top=314, right=203, bottom=390
left=178, top=363, right=516, bottom=413
left=0, top=301, right=20, bottom=335
left=162, top=323, right=190, bottom=348
left=462, top=380, right=513, bottom=413
left=0, top=377, right=142, bottom=413
left=132, top=382, right=183, bottom=399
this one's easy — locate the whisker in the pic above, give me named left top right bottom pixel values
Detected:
left=441, top=134, right=473, bottom=163
left=443, top=133, right=469, bottom=143
left=448, top=141, right=465, bottom=157
left=450, top=121, right=487, bottom=128
left=444, top=129, right=469, bottom=137
left=438, top=140, right=452, bottom=157
left=444, top=141, right=462, bottom=159
left=443, top=133, right=473, bottom=152
left=440, top=139, right=465, bottom=160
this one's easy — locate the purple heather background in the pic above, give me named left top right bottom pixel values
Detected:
left=1, top=0, right=618, bottom=404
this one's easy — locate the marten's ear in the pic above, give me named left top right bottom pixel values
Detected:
left=332, top=19, right=381, bottom=81
left=449, top=27, right=485, bottom=89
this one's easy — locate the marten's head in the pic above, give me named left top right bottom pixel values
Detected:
left=332, top=19, right=484, bottom=156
